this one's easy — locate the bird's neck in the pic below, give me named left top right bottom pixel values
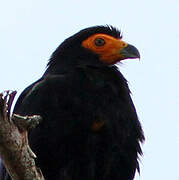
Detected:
left=43, top=56, right=107, bottom=76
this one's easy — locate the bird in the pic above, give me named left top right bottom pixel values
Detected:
left=0, top=25, right=144, bottom=180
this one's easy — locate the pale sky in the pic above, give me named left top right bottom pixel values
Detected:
left=0, top=0, right=179, bottom=179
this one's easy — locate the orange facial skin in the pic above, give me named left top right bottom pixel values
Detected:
left=82, top=34, right=128, bottom=65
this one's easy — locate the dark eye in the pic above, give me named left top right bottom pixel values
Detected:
left=94, top=38, right=105, bottom=46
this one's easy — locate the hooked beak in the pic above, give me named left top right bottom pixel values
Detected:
left=120, top=44, right=140, bottom=60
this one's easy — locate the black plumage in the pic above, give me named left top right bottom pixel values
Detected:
left=0, top=25, right=144, bottom=180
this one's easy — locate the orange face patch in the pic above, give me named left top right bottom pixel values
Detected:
left=82, top=34, right=128, bottom=64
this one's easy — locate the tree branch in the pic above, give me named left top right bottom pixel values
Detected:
left=0, top=91, right=45, bottom=180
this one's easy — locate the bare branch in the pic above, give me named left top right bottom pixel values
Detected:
left=0, top=91, right=45, bottom=180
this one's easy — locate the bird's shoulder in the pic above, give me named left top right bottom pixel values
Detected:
left=14, top=66, right=129, bottom=115
left=13, top=69, right=91, bottom=115
left=23, top=65, right=125, bottom=95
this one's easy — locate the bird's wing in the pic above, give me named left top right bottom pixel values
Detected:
left=13, top=78, right=43, bottom=114
left=13, top=74, right=81, bottom=118
left=1, top=73, right=86, bottom=179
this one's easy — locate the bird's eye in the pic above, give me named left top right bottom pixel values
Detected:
left=94, top=38, right=105, bottom=46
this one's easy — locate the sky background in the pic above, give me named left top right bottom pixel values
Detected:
left=0, top=0, right=178, bottom=179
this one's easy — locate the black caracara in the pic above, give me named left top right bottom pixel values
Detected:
left=0, top=25, right=144, bottom=180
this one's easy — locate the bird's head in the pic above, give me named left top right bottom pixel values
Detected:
left=47, top=25, right=140, bottom=72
